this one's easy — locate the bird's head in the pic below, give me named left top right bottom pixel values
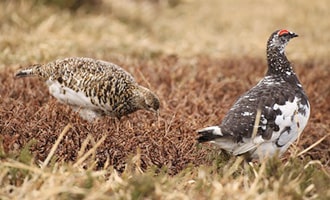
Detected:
left=135, top=85, right=160, bottom=116
left=268, top=29, right=298, bottom=54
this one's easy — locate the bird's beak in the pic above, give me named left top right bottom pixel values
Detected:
left=155, top=109, right=160, bottom=127
left=290, top=32, right=298, bottom=38
left=148, top=107, right=159, bottom=118
left=155, top=109, right=159, bottom=119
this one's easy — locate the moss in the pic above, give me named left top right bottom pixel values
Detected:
left=19, top=139, right=36, bottom=165
left=129, top=174, right=156, bottom=200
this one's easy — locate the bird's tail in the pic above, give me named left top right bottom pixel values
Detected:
left=15, top=64, right=43, bottom=78
left=197, top=126, right=223, bottom=143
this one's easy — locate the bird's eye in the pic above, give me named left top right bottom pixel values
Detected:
left=145, top=102, right=151, bottom=108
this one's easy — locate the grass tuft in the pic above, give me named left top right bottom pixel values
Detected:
left=19, top=139, right=36, bottom=165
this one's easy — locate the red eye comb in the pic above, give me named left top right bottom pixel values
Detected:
left=278, top=29, right=289, bottom=36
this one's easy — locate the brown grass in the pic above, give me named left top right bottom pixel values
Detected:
left=0, top=0, right=330, bottom=199
left=1, top=56, right=329, bottom=174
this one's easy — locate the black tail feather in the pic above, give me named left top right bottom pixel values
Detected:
left=14, top=67, right=37, bottom=78
left=197, top=129, right=222, bottom=143
left=15, top=70, right=30, bottom=77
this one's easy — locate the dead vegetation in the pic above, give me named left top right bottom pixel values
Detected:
left=1, top=56, right=329, bottom=173
left=1, top=56, right=329, bottom=199
left=0, top=0, right=330, bottom=199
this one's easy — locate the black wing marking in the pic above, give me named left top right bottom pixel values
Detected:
left=219, top=76, right=301, bottom=142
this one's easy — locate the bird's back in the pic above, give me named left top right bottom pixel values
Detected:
left=16, top=57, right=139, bottom=119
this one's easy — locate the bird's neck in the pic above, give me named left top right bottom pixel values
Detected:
left=266, top=47, right=293, bottom=76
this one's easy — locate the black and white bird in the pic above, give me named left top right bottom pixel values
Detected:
left=197, top=29, right=310, bottom=160
left=15, top=57, right=160, bottom=122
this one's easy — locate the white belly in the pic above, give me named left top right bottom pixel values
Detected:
left=46, top=80, right=99, bottom=110
left=252, top=97, right=310, bottom=159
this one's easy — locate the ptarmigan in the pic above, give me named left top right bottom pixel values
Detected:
left=197, top=29, right=310, bottom=161
left=15, top=57, right=160, bottom=122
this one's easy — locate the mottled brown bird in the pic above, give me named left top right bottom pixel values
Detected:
left=15, top=57, right=160, bottom=121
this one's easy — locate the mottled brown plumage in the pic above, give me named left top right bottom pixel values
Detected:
left=15, top=57, right=160, bottom=121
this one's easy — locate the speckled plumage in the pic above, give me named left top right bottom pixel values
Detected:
left=197, top=30, right=310, bottom=160
left=16, top=57, right=160, bottom=121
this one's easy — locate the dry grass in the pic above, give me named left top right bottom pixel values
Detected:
left=1, top=57, right=329, bottom=199
left=0, top=0, right=330, bottom=199
left=1, top=0, right=329, bottom=67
